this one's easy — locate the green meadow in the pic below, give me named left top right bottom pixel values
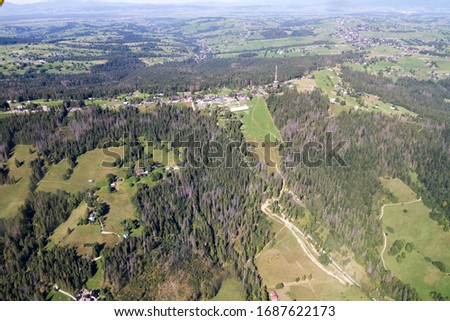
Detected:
left=211, top=278, right=246, bottom=301
left=0, top=145, right=36, bottom=219
left=381, top=178, right=450, bottom=300
left=240, top=97, right=282, bottom=142
left=38, top=148, right=124, bottom=194
left=255, top=220, right=367, bottom=301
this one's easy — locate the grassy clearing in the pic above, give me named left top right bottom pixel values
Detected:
left=368, top=46, right=402, bottom=58
left=0, top=113, right=14, bottom=119
left=43, top=147, right=150, bottom=254
left=53, top=223, right=117, bottom=256
left=380, top=177, right=418, bottom=203
left=256, top=219, right=367, bottom=301
left=211, top=278, right=245, bottom=301
left=48, top=202, right=89, bottom=247
left=252, top=144, right=281, bottom=174
left=238, top=97, right=282, bottom=171
left=291, top=77, right=317, bottom=92
left=47, top=202, right=118, bottom=256
left=38, top=147, right=124, bottom=194
left=86, top=260, right=104, bottom=290
left=96, top=183, right=142, bottom=236
left=46, top=289, right=72, bottom=301
left=314, top=69, right=340, bottom=91
left=0, top=145, right=36, bottom=219
left=346, top=54, right=450, bottom=81
left=240, top=97, right=282, bottom=142
left=381, top=178, right=450, bottom=300
left=313, top=69, right=416, bottom=117
left=152, top=149, right=178, bottom=168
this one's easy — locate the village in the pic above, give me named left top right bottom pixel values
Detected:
left=0, top=84, right=270, bottom=116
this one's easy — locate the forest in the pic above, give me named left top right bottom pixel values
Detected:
left=0, top=53, right=360, bottom=102
left=0, top=104, right=276, bottom=300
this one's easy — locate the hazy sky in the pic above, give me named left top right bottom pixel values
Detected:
left=9, top=0, right=245, bottom=3
left=6, top=0, right=450, bottom=6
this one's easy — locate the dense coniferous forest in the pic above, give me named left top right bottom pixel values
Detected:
left=0, top=191, right=93, bottom=300
left=340, top=67, right=450, bottom=122
left=0, top=53, right=359, bottom=102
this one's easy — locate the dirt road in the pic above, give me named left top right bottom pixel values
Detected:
left=378, top=197, right=421, bottom=269
left=261, top=164, right=361, bottom=287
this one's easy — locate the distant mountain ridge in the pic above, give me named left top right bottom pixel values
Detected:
left=0, top=0, right=449, bottom=20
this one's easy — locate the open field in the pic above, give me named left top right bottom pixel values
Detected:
left=381, top=178, right=450, bottom=300
left=0, top=145, right=36, bottom=219
left=252, top=144, right=281, bottom=174
left=290, top=77, right=317, bottom=92
left=211, top=277, right=245, bottom=301
left=42, top=147, right=150, bottom=255
left=38, top=147, right=124, bottom=194
left=48, top=202, right=90, bottom=247
left=238, top=97, right=282, bottom=171
left=46, top=289, right=72, bottom=302
left=345, top=55, right=450, bottom=81
left=152, top=149, right=178, bottom=168
left=256, top=220, right=367, bottom=301
left=380, top=178, right=418, bottom=203
left=47, top=201, right=119, bottom=256
left=50, top=220, right=118, bottom=256
left=313, top=69, right=417, bottom=117
left=367, top=45, right=403, bottom=58
left=96, top=183, right=142, bottom=237
left=240, top=97, right=282, bottom=142
left=86, top=260, right=104, bottom=290
left=0, top=113, right=14, bottom=119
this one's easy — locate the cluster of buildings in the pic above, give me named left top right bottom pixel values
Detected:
left=194, top=41, right=213, bottom=61
left=135, top=165, right=180, bottom=177
left=5, top=100, right=50, bottom=114
left=334, top=19, right=419, bottom=55
left=77, top=289, right=100, bottom=302
left=195, top=93, right=250, bottom=110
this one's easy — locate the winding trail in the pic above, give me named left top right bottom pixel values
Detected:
left=379, top=198, right=422, bottom=220
left=378, top=198, right=422, bottom=269
left=261, top=164, right=360, bottom=287
left=381, top=233, right=388, bottom=270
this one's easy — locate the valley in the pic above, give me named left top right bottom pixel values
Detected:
left=0, top=3, right=449, bottom=303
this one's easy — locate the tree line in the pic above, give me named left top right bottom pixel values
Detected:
left=0, top=53, right=361, bottom=102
